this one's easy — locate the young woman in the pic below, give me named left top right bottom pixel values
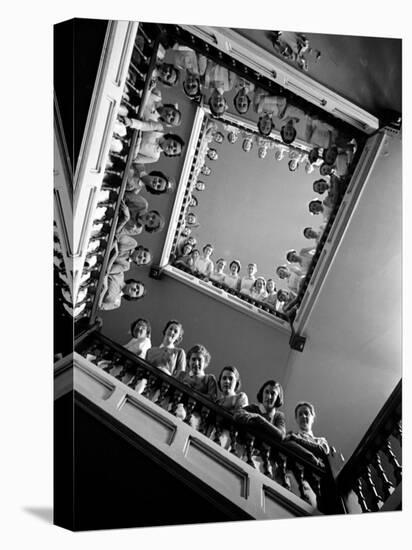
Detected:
left=216, top=366, right=248, bottom=412
left=124, top=318, right=152, bottom=359
left=178, top=344, right=218, bottom=400
left=146, top=320, right=186, bottom=377
left=234, top=380, right=286, bottom=442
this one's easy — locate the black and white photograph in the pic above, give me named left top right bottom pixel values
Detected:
left=51, top=10, right=402, bottom=536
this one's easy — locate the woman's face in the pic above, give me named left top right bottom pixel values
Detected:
left=230, top=263, right=239, bottom=275
left=147, top=175, right=167, bottom=192
left=217, top=259, right=226, bottom=271
left=262, top=384, right=279, bottom=410
left=220, top=369, right=237, bottom=395
left=133, top=247, right=151, bottom=265
left=267, top=279, right=275, bottom=293
left=183, top=73, right=200, bottom=96
left=144, top=211, right=162, bottom=230
left=182, top=244, right=192, bottom=255
left=133, top=321, right=148, bottom=339
left=234, top=90, right=250, bottom=114
left=210, top=90, right=227, bottom=115
left=164, top=322, right=182, bottom=345
left=189, top=352, right=206, bottom=376
left=247, top=264, right=256, bottom=276
left=164, top=138, right=182, bottom=157
left=125, top=282, right=145, bottom=299
left=256, top=278, right=265, bottom=292
left=160, top=106, right=180, bottom=126
left=296, top=405, right=314, bottom=432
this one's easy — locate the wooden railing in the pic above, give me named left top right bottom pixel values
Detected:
left=75, top=328, right=344, bottom=514
left=337, top=381, right=402, bottom=513
left=80, top=24, right=162, bottom=326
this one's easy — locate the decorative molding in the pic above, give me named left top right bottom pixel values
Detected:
left=182, top=26, right=379, bottom=134
left=164, top=265, right=290, bottom=334
left=158, top=107, right=206, bottom=269
left=293, top=130, right=387, bottom=335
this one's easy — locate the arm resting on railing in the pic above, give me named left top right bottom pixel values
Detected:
left=235, top=406, right=286, bottom=441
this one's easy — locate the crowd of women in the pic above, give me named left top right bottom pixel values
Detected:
left=120, top=316, right=330, bottom=472
left=97, top=37, right=358, bottom=315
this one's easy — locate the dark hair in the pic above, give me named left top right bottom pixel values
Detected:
left=189, top=195, right=198, bottom=207
left=257, top=115, right=273, bottom=137
left=123, top=279, right=146, bottom=301
left=203, top=243, right=213, bottom=253
left=187, top=344, right=211, bottom=367
left=256, top=380, right=284, bottom=408
left=146, top=171, right=175, bottom=195
left=160, top=104, right=182, bottom=126
left=309, top=199, right=323, bottom=214
left=313, top=178, right=328, bottom=194
left=233, top=89, right=251, bottom=114
left=144, top=210, right=165, bottom=233
left=158, top=63, right=180, bottom=86
left=308, top=148, right=320, bottom=164
left=183, top=74, right=201, bottom=98
left=286, top=249, right=297, bottom=262
left=303, top=227, right=314, bottom=238
left=208, top=93, right=228, bottom=117
left=294, top=401, right=316, bottom=418
left=229, top=259, right=241, bottom=273
left=280, top=122, right=297, bottom=144
left=130, top=318, right=152, bottom=339
left=163, top=134, right=185, bottom=157
left=162, top=319, right=184, bottom=344
left=218, top=366, right=241, bottom=392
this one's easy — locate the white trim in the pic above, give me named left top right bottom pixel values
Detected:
left=158, top=107, right=206, bottom=268
left=71, top=20, right=138, bottom=306
left=182, top=26, right=379, bottom=134
left=164, top=264, right=291, bottom=334
left=293, top=130, right=387, bottom=335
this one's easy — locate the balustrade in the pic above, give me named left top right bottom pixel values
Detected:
left=75, top=329, right=342, bottom=514
left=74, top=24, right=163, bottom=326
left=337, top=380, right=402, bottom=513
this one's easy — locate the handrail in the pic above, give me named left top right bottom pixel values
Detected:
left=87, top=30, right=162, bottom=324
left=75, top=328, right=344, bottom=513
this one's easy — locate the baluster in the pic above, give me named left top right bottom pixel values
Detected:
left=104, top=168, right=123, bottom=178
left=120, top=97, right=136, bottom=113
left=129, top=60, right=145, bottom=81
left=199, top=406, right=210, bottom=435
left=353, top=478, right=371, bottom=513
left=213, top=416, right=223, bottom=446
left=133, top=43, right=149, bottom=63
left=362, top=466, right=382, bottom=511
left=293, top=463, right=311, bottom=504
left=142, top=374, right=158, bottom=400
left=306, top=469, right=322, bottom=500
left=115, top=360, right=130, bottom=382
left=275, top=452, right=291, bottom=490
left=229, top=424, right=239, bottom=455
left=170, top=389, right=184, bottom=415
left=260, top=444, right=273, bottom=478
left=138, top=26, right=153, bottom=46
left=125, top=80, right=143, bottom=98
left=393, top=419, right=402, bottom=445
left=372, top=451, right=394, bottom=500
left=155, top=381, right=170, bottom=407
left=382, top=440, right=402, bottom=485
left=128, top=367, right=145, bottom=390
left=109, top=152, right=127, bottom=163
left=184, top=397, right=197, bottom=426
left=244, top=434, right=256, bottom=469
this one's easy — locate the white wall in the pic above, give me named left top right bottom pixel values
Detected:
left=282, top=130, right=402, bottom=461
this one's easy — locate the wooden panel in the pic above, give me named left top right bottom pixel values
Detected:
left=184, top=436, right=249, bottom=499
left=118, top=396, right=176, bottom=446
